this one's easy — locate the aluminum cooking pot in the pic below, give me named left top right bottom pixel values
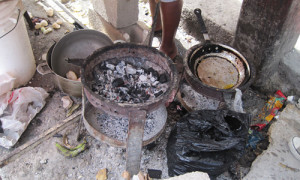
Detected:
left=37, top=29, right=113, bottom=97
left=183, top=9, right=255, bottom=101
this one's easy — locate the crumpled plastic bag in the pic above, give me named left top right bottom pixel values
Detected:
left=0, top=87, right=49, bottom=149
left=0, top=73, right=15, bottom=96
left=167, top=110, right=250, bottom=177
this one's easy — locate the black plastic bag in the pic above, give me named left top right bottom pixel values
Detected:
left=167, top=110, right=250, bottom=177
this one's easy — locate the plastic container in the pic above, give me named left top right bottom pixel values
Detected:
left=0, top=0, right=36, bottom=89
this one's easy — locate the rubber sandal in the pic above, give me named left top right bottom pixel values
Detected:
left=289, top=136, right=300, bottom=161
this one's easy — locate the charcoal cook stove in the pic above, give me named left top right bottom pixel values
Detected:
left=68, top=43, right=178, bottom=176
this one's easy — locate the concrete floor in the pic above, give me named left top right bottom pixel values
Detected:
left=244, top=103, right=300, bottom=179
left=1, top=0, right=300, bottom=179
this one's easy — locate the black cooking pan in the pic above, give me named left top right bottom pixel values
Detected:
left=183, top=8, right=255, bottom=101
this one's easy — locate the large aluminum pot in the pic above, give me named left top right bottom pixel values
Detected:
left=37, top=30, right=113, bottom=97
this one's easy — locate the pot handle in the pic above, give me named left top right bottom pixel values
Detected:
left=194, top=8, right=210, bottom=42
left=37, top=62, right=53, bottom=75
left=65, top=58, right=85, bottom=66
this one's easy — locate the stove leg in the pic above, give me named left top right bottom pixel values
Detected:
left=125, top=110, right=147, bottom=176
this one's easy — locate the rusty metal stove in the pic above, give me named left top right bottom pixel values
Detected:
left=78, top=44, right=178, bottom=176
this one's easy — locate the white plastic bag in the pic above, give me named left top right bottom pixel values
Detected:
left=0, top=87, right=49, bottom=149
left=0, top=73, right=15, bottom=96
left=233, top=88, right=244, bottom=113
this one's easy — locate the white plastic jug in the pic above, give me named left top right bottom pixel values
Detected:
left=0, top=0, right=36, bottom=89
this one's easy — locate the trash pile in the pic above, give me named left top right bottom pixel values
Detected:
left=167, top=110, right=251, bottom=178
left=91, top=59, right=169, bottom=103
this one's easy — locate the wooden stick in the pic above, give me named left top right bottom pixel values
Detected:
left=0, top=110, right=81, bottom=168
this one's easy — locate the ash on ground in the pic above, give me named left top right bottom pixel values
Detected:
left=91, top=58, right=169, bottom=104
left=96, top=105, right=167, bottom=142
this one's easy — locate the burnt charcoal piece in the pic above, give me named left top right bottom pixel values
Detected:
left=141, top=83, right=149, bottom=88
left=0, top=120, right=3, bottom=133
left=148, top=67, right=159, bottom=78
left=154, top=90, right=163, bottom=97
left=91, top=84, right=99, bottom=92
left=148, top=169, right=162, bottom=179
left=141, top=90, right=147, bottom=97
left=99, top=62, right=107, bottom=70
left=134, top=98, right=142, bottom=103
left=112, top=78, right=124, bottom=87
left=143, top=94, right=151, bottom=101
left=159, top=73, right=168, bottom=83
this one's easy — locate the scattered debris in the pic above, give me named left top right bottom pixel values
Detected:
left=45, top=7, right=54, bottom=17
left=41, top=53, right=47, bottom=61
left=96, top=168, right=107, bottom=180
left=252, top=90, right=286, bottom=130
left=0, top=111, right=81, bottom=168
left=66, top=103, right=81, bottom=117
left=55, top=139, right=87, bottom=158
left=40, top=19, right=48, bottom=27
left=132, top=171, right=150, bottom=180
left=41, top=27, right=53, bottom=34
left=147, top=169, right=162, bottom=179
left=279, top=163, right=300, bottom=172
left=122, top=171, right=130, bottom=180
left=61, top=96, right=73, bottom=109
left=66, top=70, right=78, bottom=81
left=62, top=132, right=75, bottom=149
left=52, top=22, right=61, bottom=29
left=246, top=129, right=264, bottom=149
left=39, top=159, right=48, bottom=164
left=56, top=18, right=63, bottom=25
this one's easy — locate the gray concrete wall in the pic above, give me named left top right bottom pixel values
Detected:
left=234, top=0, right=300, bottom=95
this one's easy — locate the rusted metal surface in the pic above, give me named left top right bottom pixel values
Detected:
left=80, top=43, right=178, bottom=116
left=78, top=43, right=178, bottom=176
left=82, top=96, right=167, bottom=148
left=125, top=110, right=147, bottom=176
left=184, top=43, right=255, bottom=102
left=183, top=9, right=255, bottom=102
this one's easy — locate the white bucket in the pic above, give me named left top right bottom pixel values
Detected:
left=0, top=0, right=36, bottom=89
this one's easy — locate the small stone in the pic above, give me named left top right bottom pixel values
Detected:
left=154, top=90, right=163, bottom=97
left=66, top=71, right=78, bottom=81
left=61, top=96, right=73, bottom=109
left=96, top=168, right=107, bottom=180
left=112, top=78, right=124, bottom=87
left=41, top=53, right=47, bottom=61
left=39, top=159, right=48, bottom=164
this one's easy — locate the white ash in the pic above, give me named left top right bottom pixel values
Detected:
left=91, top=58, right=169, bottom=104
left=180, top=83, right=220, bottom=110
left=96, top=106, right=167, bottom=142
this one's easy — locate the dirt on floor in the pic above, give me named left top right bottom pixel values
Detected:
left=0, top=0, right=270, bottom=180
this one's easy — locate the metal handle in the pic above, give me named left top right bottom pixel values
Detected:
left=143, top=2, right=160, bottom=46
left=194, top=8, right=210, bottom=42
left=37, top=62, right=53, bottom=75
left=65, top=58, right=85, bottom=66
